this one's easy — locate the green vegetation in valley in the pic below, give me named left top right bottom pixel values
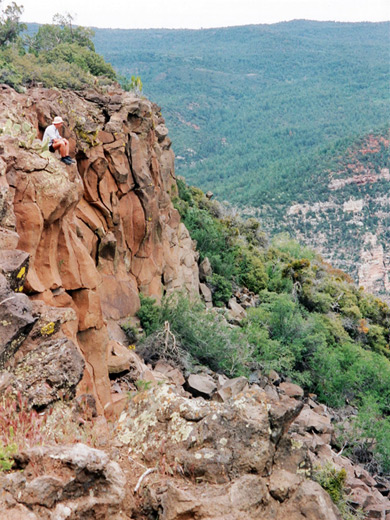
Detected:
left=137, top=179, right=390, bottom=475
left=92, top=21, right=389, bottom=208
left=254, top=131, right=390, bottom=291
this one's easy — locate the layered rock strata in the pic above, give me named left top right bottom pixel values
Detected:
left=0, top=84, right=199, bottom=412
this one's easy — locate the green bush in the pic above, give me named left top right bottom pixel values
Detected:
left=236, top=247, right=268, bottom=293
left=209, top=273, right=232, bottom=307
left=0, top=55, right=22, bottom=89
left=365, top=324, right=388, bottom=354
left=238, top=217, right=268, bottom=247
left=0, top=442, right=17, bottom=471
left=137, top=293, right=252, bottom=376
left=182, top=205, right=237, bottom=280
left=176, top=177, right=193, bottom=205
left=271, top=233, right=316, bottom=261
left=136, top=295, right=161, bottom=336
left=336, top=395, right=390, bottom=476
left=0, top=10, right=117, bottom=91
left=265, top=260, right=294, bottom=293
left=300, top=284, right=333, bottom=313
left=312, top=463, right=363, bottom=520
left=44, top=42, right=116, bottom=79
left=243, top=294, right=324, bottom=386
left=313, top=462, right=347, bottom=504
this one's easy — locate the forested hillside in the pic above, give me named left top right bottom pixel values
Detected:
left=92, top=20, right=389, bottom=206
left=92, top=20, right=390, bottom=291
left=255, top=131, right=390, bottom=296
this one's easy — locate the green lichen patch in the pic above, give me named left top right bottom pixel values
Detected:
left=74, top=117, right=100, bottom=149
left=117, top=384, right=196, bottom=456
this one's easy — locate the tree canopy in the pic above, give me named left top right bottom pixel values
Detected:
left=0, top=4, right=116, bottom=90
left=0, top=1, right=25, bottom=46
left=92, top=21, right=390, bottom=286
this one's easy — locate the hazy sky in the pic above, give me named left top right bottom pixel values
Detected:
left=12, top=0, right=390, bottom=29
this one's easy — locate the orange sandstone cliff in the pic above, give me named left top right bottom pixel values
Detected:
left=0, top=84, right=199, bottom=414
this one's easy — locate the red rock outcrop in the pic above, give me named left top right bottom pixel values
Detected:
left=0, top=84, right=199, bottom=413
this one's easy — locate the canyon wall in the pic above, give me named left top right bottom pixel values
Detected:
left=0, top=84, right=199, bottom=413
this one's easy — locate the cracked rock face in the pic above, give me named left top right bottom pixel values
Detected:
left=0, top=86, right=199, bottom=412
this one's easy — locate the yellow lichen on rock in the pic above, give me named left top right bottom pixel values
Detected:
left=16, top=267, right=26, bottom=279
left=40, top=322, right=55, bottom=336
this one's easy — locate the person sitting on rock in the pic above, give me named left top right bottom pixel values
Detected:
left=42, top=116, right=75, bottom=165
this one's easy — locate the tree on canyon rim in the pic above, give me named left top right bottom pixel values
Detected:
left=0, top=1, right=25, bottom=46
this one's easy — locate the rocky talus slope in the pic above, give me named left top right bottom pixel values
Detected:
left=1, top=359, right=390, bottom=519
left=0, top=84, right=389, bottom=519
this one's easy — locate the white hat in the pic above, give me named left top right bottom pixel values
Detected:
left=53, top=116, right=64, bottom=124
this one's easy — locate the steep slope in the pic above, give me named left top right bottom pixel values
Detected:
left=252, top=132, right=390, bottom=298
left=0, top=84, right=389, bottom=519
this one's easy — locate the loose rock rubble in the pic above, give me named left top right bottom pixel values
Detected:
left=1, top=337, right=389, bottom=519
left=0, top=444, right=126, bottom=519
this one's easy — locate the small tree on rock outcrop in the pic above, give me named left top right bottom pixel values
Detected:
left=0, top=1, right=25, bottom=47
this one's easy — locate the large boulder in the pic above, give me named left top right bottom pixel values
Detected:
left=117, top=384, right=275, bottom=483
left=187, top=373, right=217, bottom=397
left=0, top=444, right=126, bottom=519
left=214, top=376, right=249, bottom=402
left=2, top=337, right=84, bottom=407
left=0, top=273, right=35, bottom=367
left=118, top=383, right=345, bottom=520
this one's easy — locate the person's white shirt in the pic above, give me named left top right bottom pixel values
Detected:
left=42, top=124, right=61, bottom=146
